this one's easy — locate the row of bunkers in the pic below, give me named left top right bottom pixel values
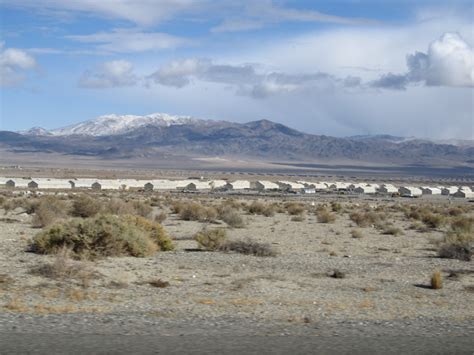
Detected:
left=0, top=177, right=473, bottom=198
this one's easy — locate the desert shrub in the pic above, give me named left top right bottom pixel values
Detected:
left=194, top=228, right=227, bottom=251
left=30, top=214, right=173, bottom=259
left=431, top=271, right=443, bottom=290
left=170, top=200, right=185, bottom=214
left=349, top=211, right=383, bottom=227
left=383, top=226, right=403, bottom=236
left=291, top=214, right=305, bottom=222
left=179, top=202, right=217, bottom=222
left=219, top=207, right=245, bottom=228
left=102, top=198, right=134, bottom=215
left=30, top=247, right=95, bottom=286
left=421, top=212, right=445, bottom=229
left=351, top=229, right=363, bottom=239
left=447, top=207, right=464, bottom=217
left=450, top=216, right=473, bottom=234
left=0, top=195, right=5, bottom=206
left=71, top=194, right=102, bottom=218
left=330, top=202, right=342, bottom=213
left=247, top=201, right=275, bottom=217
left=32, top=196, right=68, bottom=228
left=123, top=215, right=174, bottom=251
left=285, top=202, right=305, bottom=215
left=220, top=239, right=277, bottom=257
left=155, top=211, right=167, bottom=223
left=148, top=279, right=170, bottom=288
left=438, top=244, right=471, bottom=262
left=316, top=209, right=336, bottom=223
left=438, top=218, right=473, bottom=261
left=330, top=269, right=345, bottom=279
left=131, top=200, right=153, bottom=218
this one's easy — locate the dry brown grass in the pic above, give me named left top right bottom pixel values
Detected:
left=30, top=248, right=96, bottom=287
left=431, top=271, right=443, bottom=290
left=351, top=229, right=364, bottom=239
left=4, top=297, right=28, bottom=312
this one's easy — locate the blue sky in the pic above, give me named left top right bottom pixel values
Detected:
left=0, top=0, right=473, bottom=139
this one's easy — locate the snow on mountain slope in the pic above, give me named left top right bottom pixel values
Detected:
left=50, top=113, right=206, bottom=136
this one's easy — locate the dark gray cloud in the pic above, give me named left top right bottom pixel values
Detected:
left=149, top=58, right=360, bottom=98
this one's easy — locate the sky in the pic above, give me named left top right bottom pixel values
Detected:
left=0, top=0, right=473, bottom=139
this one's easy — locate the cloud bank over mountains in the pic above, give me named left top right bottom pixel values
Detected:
left=79, top=32, right=473, bottom=97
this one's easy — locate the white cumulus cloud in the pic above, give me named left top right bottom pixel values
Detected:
left=0, top=42, right=37, bottom=87
left=372, top=32, right=474, bottom=89
left=79, top=60, right=137, bottom=88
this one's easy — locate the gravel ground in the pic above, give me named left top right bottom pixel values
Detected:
left=0, top=194, right=473, bottom=347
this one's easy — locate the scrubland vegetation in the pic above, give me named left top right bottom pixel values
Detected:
left=0, top=188, right=472, bottom=321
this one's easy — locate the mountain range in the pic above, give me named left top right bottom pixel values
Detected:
left=2, top=113, right=473, bottom=166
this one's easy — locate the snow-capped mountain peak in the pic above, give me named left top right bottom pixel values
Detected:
left=49, top=113, right=205, bottom=136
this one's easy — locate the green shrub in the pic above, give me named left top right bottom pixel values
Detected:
left=30, top=214, right=173, bottom=259
left=194, top=228, right=227, bottom=251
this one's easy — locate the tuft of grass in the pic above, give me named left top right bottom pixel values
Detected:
left=30, top=214, right=174, bottom=259
left=431, top=271, right=443, bottom=290
left=351, top=229, right=363, bottom=239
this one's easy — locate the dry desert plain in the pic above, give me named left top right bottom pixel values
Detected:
left=0, top=188, right=473, bottom=347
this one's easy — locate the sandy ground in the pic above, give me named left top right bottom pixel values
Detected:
left=1, top=192, right=473, bottom=332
